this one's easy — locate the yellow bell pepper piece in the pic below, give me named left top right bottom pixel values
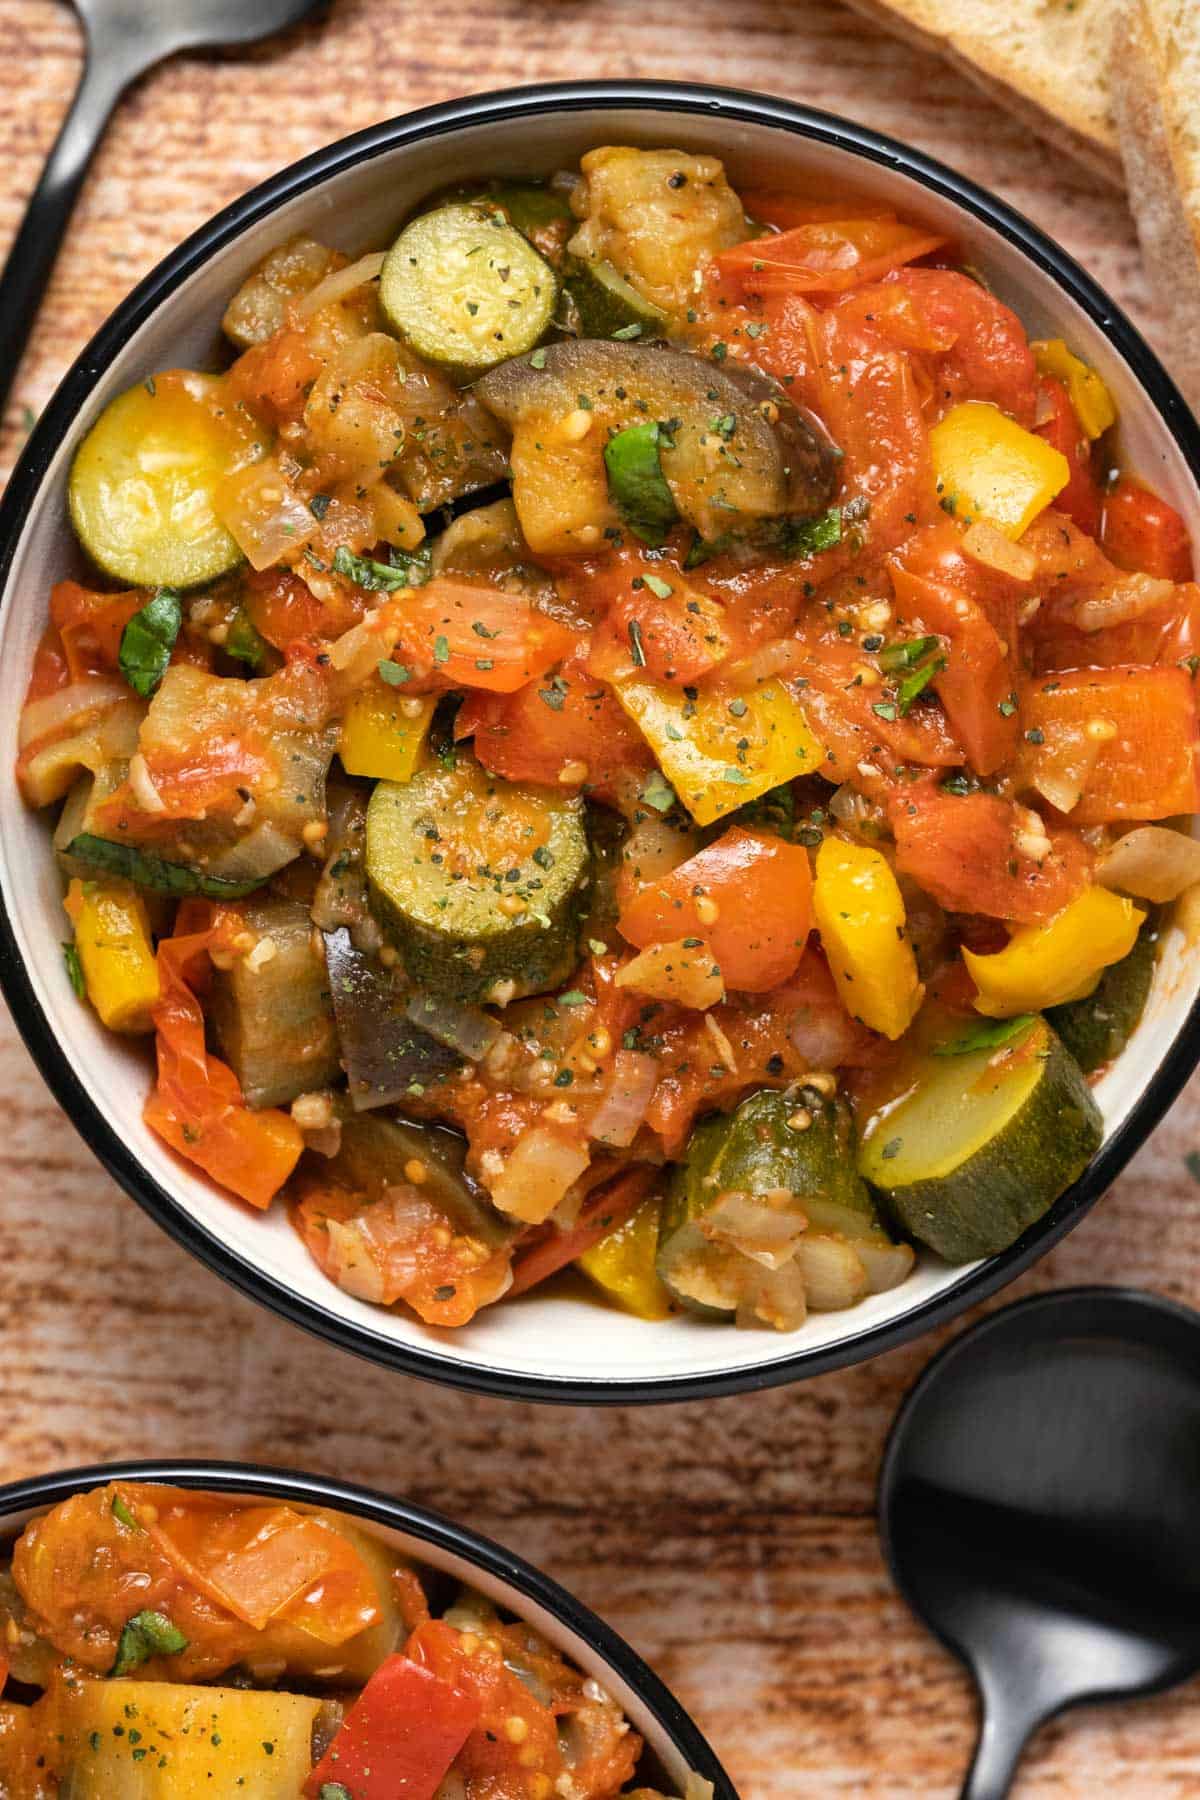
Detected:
left=615, top=676, right=823, bottom=826
left=578, top=1193, right=673, bottom=1320
left=64, top=877, right=160, bottom=1033
left=930, top=400, right=1070, bottom=539
left=338, top=679, right=436, bottom=783
left=813, top=838, right=924, bottom=1041
left=964, top=886, right=1145, bottom=1017
left=1032, top=339, right=1117, bottom=441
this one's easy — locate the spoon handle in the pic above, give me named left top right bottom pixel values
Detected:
left=0, top=39, right=139, bottom=424
left=960, top=1676, right=1037, bottom=1800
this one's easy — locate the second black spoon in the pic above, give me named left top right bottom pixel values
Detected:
left=879, top=1286, right=1200, bottom=1798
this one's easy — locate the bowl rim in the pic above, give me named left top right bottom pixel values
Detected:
left=0, top=1455, right=736, bottom=1796
left=2, top=78, right=1199, bottom=1405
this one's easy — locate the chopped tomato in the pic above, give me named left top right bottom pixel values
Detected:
left=1020, top=665, right=1199, bottom=824
left=387, top=580, right=580, bottom=692
left=889, top=785, right=1091, bottom=922
left=22, top=625, right=70, bottom=705
left=714, top=217, right=946, bottom=296
left=739, top=192, right=897, bottom=231
left=645, top=950, right=872, bottom=1154
left=884, top=269, right=1039, bottom=426
left=295, top=1179, right=514, bottom=1328
left=144, top=908, right=304, bottom=1208
left=795, top=627, right=964, bottom=790
left=507, top=1167, right=657, bottom=1298
left=757, top=294, right=938, bottom=557
left=586, top=559, right=731, bottom=685
left=407, top=1619, right=564, bottom=1800
left=142, top=1495, right=381, bottom=1642
left=458, top=654, right=652, bottom=798
left=228, top=328, right=323, bottom=427
left=618, top=826, right=814, bottom=992
left=305, top=1653, right=480, bottom=1800
left=245, top=564, right=367, bottom=648
left=888, top=561, right=1019, bottom=775
left=1101, top=476, right=1194, bottom=582
left=1034, top=376, right=1102, bottom=534
left=50, top=580, right=145, bottom=680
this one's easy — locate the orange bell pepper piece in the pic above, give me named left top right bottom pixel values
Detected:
left=1020, top=665, right=1200, bottom=825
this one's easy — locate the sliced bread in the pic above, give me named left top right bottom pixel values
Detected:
left=837, top=0, right=1124, bottom=187
left=1111, top=0, right=1200, bottom=410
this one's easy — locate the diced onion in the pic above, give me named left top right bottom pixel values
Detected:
left=295, top=250, right=386, bottom=319
left=789, top=1003, right=859, bottom=1069
left=18, top=678, right=131, bottom=751
left=703, top=1188, right=806, bottom=1269
left=857, top=1237, right=916, bottom=1294
left=736, top=1259, right=807, bottom=1332
left=796, top=1234, right=869, bottom=1310
left=329, top=606, right=401, bottom=685
left=589, top=1050, right=658, bottom=1146
left=128, top=751, right=167, bottom=815
left=1097, top=825, right=1200, bottom=902
left=488, top=1128, right=591, bottom=1225
left=1074, top=573, right=1175, bottom=633
left=963, top=520, right=1037, bottom=582
left=615, top=939, right=724, bottom=1010
left=324, top=1217, right=387, bottom=1305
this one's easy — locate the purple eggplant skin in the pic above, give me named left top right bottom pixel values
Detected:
left=323, top=925, right=460, bottom=1111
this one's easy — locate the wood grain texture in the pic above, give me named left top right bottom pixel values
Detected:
left=0, top=3, right=1197, bottom=1793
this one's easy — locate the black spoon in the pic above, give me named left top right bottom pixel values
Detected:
left=879, top=1287, right=1200, bottom=1798
left=0, top=0, right=330, bottom=422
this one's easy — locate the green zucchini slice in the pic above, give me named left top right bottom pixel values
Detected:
left=365, top=758, right=589, bottom=1003
left=660, top=1086, right=905, bottom=1317
left=1047, top=911, right=1161, bottom=1074
left=380, top=202, right=558, bottom=375
left=859, top=1016, right=1103, bottom=1263
left=69, top=375, right=245, bottom=589
left=565, top=255, right=668, bottom=341
left=209, top=899, right=341, bottom=1109
left=485, top=183, right=575, bottom=263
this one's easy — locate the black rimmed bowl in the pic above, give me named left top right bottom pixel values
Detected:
left=1, top=81, right=1199, bottom=1404
left=0, top=1457, right=734, bottom=1796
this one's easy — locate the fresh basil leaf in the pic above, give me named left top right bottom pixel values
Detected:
left=896, top=653, right=947, bottom=715
left=62, top=942, right=85, bottom=999
left=111, top=1494, right=141, bottom=1530
left=934, top=1014, right=1037, bottom=1057
left=224, top=606, right=269, bottom=671
left=65, top=834, right=266, bottom=899
left=333, top=543, right=432, bottom=592
left=118, top=589, right=181, bottom=698
left=880, top=634, right=941, bottom=673
left=604, top=421, right=678, bottom=548
left=111, top=1609, right=188, bottom=1676
left=778, top=506, right=842, bottom=559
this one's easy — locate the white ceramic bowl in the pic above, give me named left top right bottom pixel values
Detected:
left=0, top=1457, right=734, bottom=1795
left=2, top=81, right=1198, bottom=1402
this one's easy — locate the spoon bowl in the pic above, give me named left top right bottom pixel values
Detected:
left=879, top=1287, right=1200, bottom=1798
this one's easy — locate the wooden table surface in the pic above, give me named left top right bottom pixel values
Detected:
left=1, top=2, right=1199, bottom=1792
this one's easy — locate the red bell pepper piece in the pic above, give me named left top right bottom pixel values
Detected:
left=305, top=1653, right=480, bottom=1800
left=1101, top=476, right=1194, bottom=582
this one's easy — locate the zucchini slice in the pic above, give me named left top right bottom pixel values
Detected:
left=209, top=899, right=341, bottom=1108
left=1047, top=910, right=1161, bottom=1074
left=564, top=255, right=668, bottom=341
left=380, top=202, right=558, bottom=375
left=859, top=1016, right=1103, bottom=1263
left=483, top=183, right=574, bottom=263
left=365, top=758, right=589, bottom=1003
left=323, top=924, right=460, bottom=1110
left=69, top=373, right=247, bottom=589
left=660, top=1086, right=906, bottom=1317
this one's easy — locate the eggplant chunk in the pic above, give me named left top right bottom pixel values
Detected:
left=477, top=339, right=838, bottom=554
left=210, top=899, right=341, bottom=1108
left=567, top=147, right=749, bottom=323
left=324, top=924, right=460, bottom=1110
left=333, top=1112, right=520, bottom=1252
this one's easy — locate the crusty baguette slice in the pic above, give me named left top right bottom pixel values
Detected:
left=1111, top=0, right=1200, bottom=411
left=838, top=0, right=1124, bottom=188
